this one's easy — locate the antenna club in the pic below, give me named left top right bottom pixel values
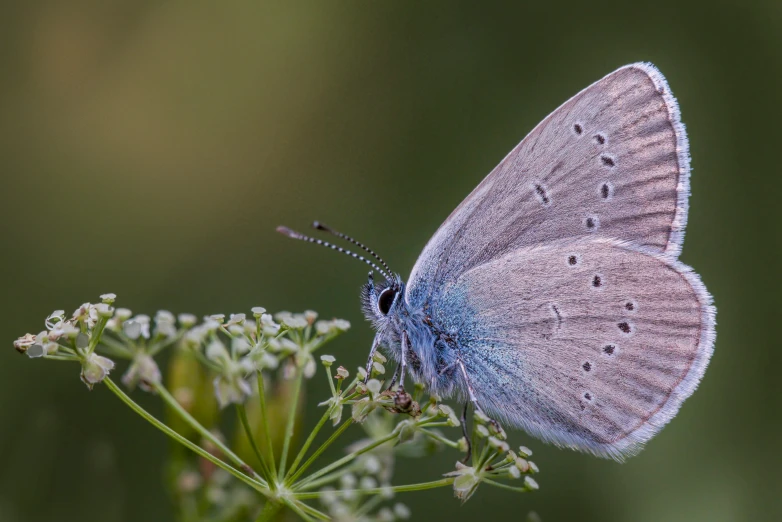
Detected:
left=276, top=226, right=302, bottom=239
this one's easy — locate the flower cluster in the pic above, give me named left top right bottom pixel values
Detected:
left=13, top=294, right=539, bottom=521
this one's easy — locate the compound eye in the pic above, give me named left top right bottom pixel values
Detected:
left=377, top=288, right=396, bottom=315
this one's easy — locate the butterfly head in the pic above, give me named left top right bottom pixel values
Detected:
left=361, top=271, right=406, bottom=327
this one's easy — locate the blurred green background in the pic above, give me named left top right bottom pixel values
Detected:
left=1, top=1, right=780, bottom=521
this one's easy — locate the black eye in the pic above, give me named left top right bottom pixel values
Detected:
left=378, top=288, right=396, bottom=315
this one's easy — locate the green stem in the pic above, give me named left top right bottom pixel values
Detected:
left=153, top=381, right=265, bottom=486
left=255, top=501, right=282, bottom=522
left=277, top=369, right=304, bottom=481
left=286, top=418, right=353, bottom=486
left=293, top=478, right=455, bottom=499
left=42, top=354, right=80, bottom=362
left=103, top=378, right=267, bottom=494
left=293, top=462, right=359, bottom=491
left=237, top=403, right=273, bottom=485
left=295, top=430, right=397, bottom=490
left=97, top=335, right=133, bottom=357
left=289, top=499, right=329, bottom=521
left=352, top=494, right=385, bottom=519
left=280, top=499, right=316, bottom=522
left=284, top=408, right=331, bottom=482
left=483, top=478, right=529, bottom=493
left=87, top=315, right=109, bottom=354
left=257, top=371, right=278, bottom=479
left=420, top=429, right=460, bottom=449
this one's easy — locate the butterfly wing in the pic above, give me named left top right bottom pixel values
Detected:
left=432, top=238, right=715, bottom=460
left=407, top=63, right=691, bottom=307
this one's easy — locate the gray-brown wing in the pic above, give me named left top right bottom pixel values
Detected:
left=433, top=238, right=714, bottom=460
left=407, top=63, right=690, bottom=307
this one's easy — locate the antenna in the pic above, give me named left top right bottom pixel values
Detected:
left=277, top=226, right=392, bottom=280
left=311, top=221, right=394, bottom=277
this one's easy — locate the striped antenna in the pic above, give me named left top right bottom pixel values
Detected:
left=277, top=226, right=392, bottom=280
left=311, top=221, right=394, bottom=277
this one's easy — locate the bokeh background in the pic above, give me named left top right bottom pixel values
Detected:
left=1, top=1, right=780, bottom=521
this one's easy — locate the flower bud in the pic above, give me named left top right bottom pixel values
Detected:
left=177, top=313, right=197, bottom=327
left=394, top=503, right=411, bottom=520
left=515, top=457, right=530, bottom=473
left=523, top=476, right=539, bottom=491
left=356, top=366, right=368, bottom=381
left=366, top=379, right=382, bottom=395
left=518, top=446, right=533, bottom=458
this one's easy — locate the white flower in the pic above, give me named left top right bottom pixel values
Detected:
left=232, top=336, right=251, bottom=356
left=524, top=476, right=539, bottom=490
left=123, top=321, right=142, bottom=340
left=72, top=303, right=99, bottom=328
left=213, top=374, right=252, bottom=408
left=13, top=333, right=37, bottom=353
left=26, top=344, right=46, bottom=358
left=122, top=353, right=162, bottom=392
left=116, top=308, right=132, bottom=320
left=227, top=313, right=246, bottom=325
left=99, top=293, right=117, bottom=304
left=45, top=310, right=66, bottom=330
left=250, top=306, right=266, bottom=317
left=303, top=355, right=317, bottom=378
left=444, top=462, right=482, bottom=501
left=95, top=303, right=114, bottom=318
left=177, top=313, right=197, bottom=327
left=80, top=353, right=115, bottom=389
left=206, top=339, right=230, bottom=363
left=393, top=503, right=411, bottom=519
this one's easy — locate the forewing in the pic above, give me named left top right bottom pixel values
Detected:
left=408, top=63, right=690, bottom=307
left=436, top=238, right=715, bottom=460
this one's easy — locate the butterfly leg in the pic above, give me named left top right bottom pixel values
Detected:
left=457, top=359, right=479, bottom=407
left=457, top=359, right=501, bottom=434
left=386, top=364, right=401, bottom=389
left=363, top=333, right=382, bottom=383
left=398, top=331, right=409, bottom=390
left=460, top=401, right=472, bottom=464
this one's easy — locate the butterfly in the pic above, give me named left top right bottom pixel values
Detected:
left=279, top=62, right=715, bottom=461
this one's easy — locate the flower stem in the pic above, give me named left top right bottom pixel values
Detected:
left=153, top=381, right=265, bottom=485
left=277, top=369, right=303, bottom=481
left=87, top=315, right=109, bottom=354
left=43, top=354, right=80, bottom=362
left=284, top=407, right=331, bottom=482
left=237, top=403, right=274, bottom=485
left=280, top=499, right=316, bottom=522
left=286, top=418, right=353, bottom=486
left=483, top=478, right=529, bottom=493
left=352, top=494, right=385, bottom=519
left=293, top=463, right=359, bottom=492
left=287, top=499, right=329, bottom=521
left=293, top=478, right=455, bottom=499
left=420, top=429, right=460, bottom=449
left=257, top=371, right=278, bottom=479
left=103, top=378, right=267, bottom=494
left=255, top=501, right=282, bottom=522
left=295, top=430, right=397, bottom=490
